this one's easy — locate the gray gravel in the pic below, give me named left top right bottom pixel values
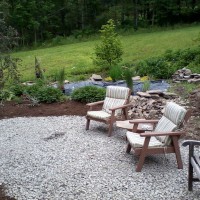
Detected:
left=0, top=116, right=200, bottom=200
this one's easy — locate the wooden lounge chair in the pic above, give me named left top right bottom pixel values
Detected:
left=182, top=140, right=200, bottom=191
left=86, top=86, right=131, bottom=137
left=126, top=102, right=191, bottom=172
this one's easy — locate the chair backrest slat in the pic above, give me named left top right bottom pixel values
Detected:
left=155, top=102, right=187, bottom=145
left=102, top=86, right=130, bottom=115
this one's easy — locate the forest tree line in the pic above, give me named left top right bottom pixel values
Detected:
left=1, top=0, right=200, bottom=46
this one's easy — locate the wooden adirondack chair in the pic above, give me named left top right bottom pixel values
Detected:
left=126, top=102, right=191, bottom=172
left=182, top=140, right=200, bottom=191
left=86, top=86, right=131, bottom=137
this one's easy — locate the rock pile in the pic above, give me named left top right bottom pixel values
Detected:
left=172, top=67, right=200, bottom=83
left=128, top=90, right=187, bottom=119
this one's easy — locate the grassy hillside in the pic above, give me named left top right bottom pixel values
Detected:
left=13, top=25, right=200, bottom=82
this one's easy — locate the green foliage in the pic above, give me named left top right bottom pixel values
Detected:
left=35, top=87, right=63, bottom=103
left=142, top=80, right=150, bottom=92
left=0, top=55, right=21, bottom=89
left=5, top=0, right=200, bottom=46
left=136, top=46, right=200, bottom=79
left=0, top=19, right=19, bottom=53
left=109, top=65, right=123, bottom=82
left=0, top=18, right=21, bottom=89
left=71, top=86, right=106, bottom=103
left=10, top=84, right=27, bottom=96
left=93, top=19, right=123, bottom=69
left=123, top=68, right=133, bottom=92
left=56, top=68, right=65, bottom=90
left=0, top=89, right=15, bottom=102
left=25, top=84, right=63, bottom=103
left=13, top=25, right=200, bottom=82
left=35, top=57, right=45, bottom=79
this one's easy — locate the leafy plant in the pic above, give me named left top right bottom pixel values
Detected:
left=0, top=89, right=15, bottom=104
left=142, top=80, right=150, bottom=92
left=109, top=65, right=123, bottom=82
left=136, top=46, right=200, bottom=79
left=35, top=57, right=45, bottom=79
left=0, top=55, right=21, bottom=89
left=123, top=67, right=133, bottom=92
left=10, top=84, right=27, bottom=96
left=25, top=84, right=63, bottom=103
left=93, top=19, right=123, bottom=69
left=56, top=68, right=65, bottom=91
left=71, top=86, right=106, bottom=103
left=35, top=87, right=63, bottom=103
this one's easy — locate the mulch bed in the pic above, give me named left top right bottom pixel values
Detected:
left=0, top=100, right=89, bottom=119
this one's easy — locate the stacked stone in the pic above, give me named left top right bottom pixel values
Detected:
left=172, top=67, right=200, bottom=83
left=128, top=90, right=181, bottom=119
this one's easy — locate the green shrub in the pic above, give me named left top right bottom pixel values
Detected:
left=10, top=84, right=27, bottom=96
left=142, top=80, right=150, bottom=92
left=109, top=65, right=123, bottom=82
left=71, top=86, right=106, bottom=103
left=136, top=46, right=200, bottom=79
left=93, top=19, right=123, bottom=69
left=56, top=68, right=65, bottom=90
left=123, top=68, right=133, bottom=92
left=36, top=87, right=63, bottom=103
left=0, top=89, right=15, bottom=102
left=25, top=84, right=63, bottom=103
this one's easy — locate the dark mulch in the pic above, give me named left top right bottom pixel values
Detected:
left=0, top=100, right=90, bottom=120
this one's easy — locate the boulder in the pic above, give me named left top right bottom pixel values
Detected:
left=90, top=74, right=102, bottom=81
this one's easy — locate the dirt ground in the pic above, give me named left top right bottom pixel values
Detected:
left=0, top=100, right=89, bottom=119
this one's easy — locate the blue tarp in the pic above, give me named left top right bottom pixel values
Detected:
left=64, top=80, right=170, bottom=95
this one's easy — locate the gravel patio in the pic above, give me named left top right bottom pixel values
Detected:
left=0, top=116, right=200, bottom=200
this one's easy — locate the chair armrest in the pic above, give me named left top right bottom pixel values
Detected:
left=182, top=140, right=200, bottom=147
left=109, top=103, right=133, bottom=111
left=86, top=101, right=104, bottom=107
left=129, top=119, right=159, bottom=124
left=140, top=131, right=184, bottom=137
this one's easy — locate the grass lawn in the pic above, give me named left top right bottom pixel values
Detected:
left=13, top=25, right=200, bottom=82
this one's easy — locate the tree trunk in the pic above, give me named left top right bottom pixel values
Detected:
left=133, top=0, right=138, bottom=31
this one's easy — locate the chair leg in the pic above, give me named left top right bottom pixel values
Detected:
left=108, top=123, right=113, bottom=137
left=86, top=118, right=90, bottom=130
left=172, top=136, right=183, bottom=169
left=126, top=143, right=131, bottom=153
left=188, top=161, right=193, bottom=191
left=188, top=144, right=194, bottom=191
left=123, top=108, right=129, bottom=120
left=108, top=113, right=115, bottom=137
left=136, top=137, right=150, bottom=172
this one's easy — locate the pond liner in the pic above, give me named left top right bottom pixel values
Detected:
left=63, top=80, right=170, bottom=95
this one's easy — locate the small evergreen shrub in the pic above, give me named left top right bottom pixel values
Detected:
left=109, top=65, right=123, bottom=82
left=71, top=86, right=106, bottom=103
left=123, top=68, right=133, bottom=92
left=25, top=84, right=63, bottom=103
left=36, top=87, right=63, bottom=103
